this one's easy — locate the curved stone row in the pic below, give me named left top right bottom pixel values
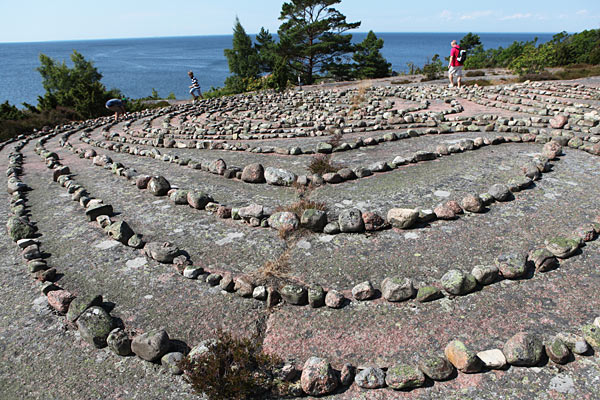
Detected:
left=57, top=130, right=600, bottom=321
left=7, top=140, right=600, bottom=398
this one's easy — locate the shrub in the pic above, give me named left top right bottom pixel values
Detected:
left=0, top=107, right=78, bottom=142
left=466, top=70, right=485, bottom=77
left=463, top=79, right=493, bottom=87
left=518, top=72, right=559, bottom=82
left=179, top=331, right=282, bottom=400
left=391, top=79, right=411, bottom=84
left=307, top=154, right=343, bottom=175
left=554, top=65, right=600, bottom=80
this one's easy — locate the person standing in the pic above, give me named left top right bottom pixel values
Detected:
left=448, top=40, right=464, bottom=89
left=188, top=71, right=203, bottom=101
left=105, top=98, right=126, bottom=122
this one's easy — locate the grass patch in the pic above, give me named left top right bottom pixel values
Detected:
left=307, top=154, right=343, bottom=175
left=465, top=70, right=485, bottom=77
left=464, top=79, right=494, bottom=87
left=554, top=64, right=600, bottom=80
left=391, top=79, right=411, bottom=84
left=179, top=331, right=283, bottom=400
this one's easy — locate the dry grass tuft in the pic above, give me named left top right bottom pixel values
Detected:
left=307, top=154, right=344, bottom=175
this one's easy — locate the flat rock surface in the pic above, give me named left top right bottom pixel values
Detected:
left=2, top=77, right=600, bottom=399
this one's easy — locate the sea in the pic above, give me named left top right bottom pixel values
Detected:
left=0, top=32, right=554, bottom=106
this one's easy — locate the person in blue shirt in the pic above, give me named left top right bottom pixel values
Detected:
left=105, top=98, right=126, bottom=122
left=188, top=71, right=203, bottom=101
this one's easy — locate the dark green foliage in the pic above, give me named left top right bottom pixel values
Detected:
left=36, top=50, right=121, bottom=119
left=277, top=0, right=361, bottom=85
left=352, top=31, right=392, bottom=79
left=463, top=29, right=600, bottom=75
left=179, top=331, right=282, bottom=400
left=224, top=18, right=260, bottom=80
left=255, top=27, right=278, bottom=74
left=460, top=33, right=482, bottom=52
left=0, top=107, right=77, bottom=142
left=416, top=54, right=444, bottom=81
left=0, top=101, right=26, bottom=121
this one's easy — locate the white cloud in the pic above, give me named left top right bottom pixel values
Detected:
left=576, top=9, right=588, bottom=16
left=459, top=10, right=494, bottom=20
left=500, top=13, right=533, bottom=21
left=439, top=10, right=453, bottom=20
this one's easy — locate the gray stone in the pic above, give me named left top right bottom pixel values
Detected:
left=325, top=290, right=345, bottom=308
left=440, top=269, right=477, bottom=295
left=301, top=209, right=327, bottom=232
left=107, top=328, right=132, bottom=356
left=161, top=352, right=184, bottom=375
left=131, top=329, right=170, bottom=362
left=418, top=355, right=455, bottom=381
left=144, top=242, right=180, bottom=263
left=268, top=212, right=299, bottom=231
left=352, top=281, right=375, bottom=301
left=387, top=208, right=419, bottom=229
left=6, top=218, right=35, bottom=244
left=476, top=349, right=507, bottom=369
left=265, top=167, right=296, bottom=186
left=504, top=332, right=544, bottom=366
left=238, top=204, right=264, bottom=219
left=385, top=364, right=425, bottom=390
left=354, top=367, right=386, bottom=389
left=488, top=184, right=511, bottom=201
left=187, top=191, right=213, bottom=210
left=280, top=284, right=307, bottom=305
left=308, top=285, right=325, bottom=308
left=147, top=176, right=170, bottom=196
left=183, top=266, right=203, bottom=279
left=323, top=222, right=340, bottom=234
left=66, top=294, right=103, bottom=323
left=381, top=277, right=415, bottom=302
left=241, top=163, right=265, bottom=183
left=85, top=204, right=113, bottom=222
left=301, top=357, right=338, bottom=396
left=77, top=306, right=113, bottom=348
left=471, top=265, right=499, bottom=285
left=338, top=208, right=364, bottom=233
left=106, top=220, right=134, bottom=244
left=495, top=253, right=528, bottom=279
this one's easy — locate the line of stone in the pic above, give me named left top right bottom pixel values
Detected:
left=59, top=130, right=600, bottom=325
left=4, top=138, right=213, bottom=380
left=9, top=140, right=600, bottom=398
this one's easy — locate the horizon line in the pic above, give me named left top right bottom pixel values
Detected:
left=0, top=31, right=565, bottom=45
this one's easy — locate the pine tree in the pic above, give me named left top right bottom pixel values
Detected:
left=255, top=27, right=277, bottom=74
left=352, top=31, right=391, bottom=79
left=277, top=0, right=360, bottom=85
left=37, top=50, right=120, bottom=119
left=224, top=17, right=259, bottom=79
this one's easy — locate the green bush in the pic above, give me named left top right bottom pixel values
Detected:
left=465, top=70, right=485, bottom=77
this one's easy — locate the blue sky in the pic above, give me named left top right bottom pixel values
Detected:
left=1, top=0, right=598, bottom=42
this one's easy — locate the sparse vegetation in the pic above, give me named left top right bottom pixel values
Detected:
left=466, top=70, right=485, bottom=77
left=307, top=154, right=344, bottom=175
left=179, top=330, right=282, bottom=400
left=463, top=79, right=494, bottom=87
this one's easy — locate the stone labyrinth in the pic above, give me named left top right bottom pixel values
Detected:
left=3, top=78, right=600, bottom=399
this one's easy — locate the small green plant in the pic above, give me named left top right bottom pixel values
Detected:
left=307, top=154, right=343, bottom=175
left=179, top=331, right=282, bottom=400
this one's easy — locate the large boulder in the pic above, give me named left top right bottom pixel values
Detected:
left=264, top=167, right=296, bottom=186
left=144, top=242, right=180, bottom=263
left=338, top=208, right=364, bottom=233
left=268, top=212, right=299, bottom=231
left=187, top=191, right=213, bottom=209
left=503, top=332, right=544, bottom=366
left=6, top=216, right=36, bottom=241
left=300, top=357, right=338, bottom=396
left=241, top=163, right=265, bottom=183
left=381, top=277, right=415, bottom=302
left=77, top=306, right=113, bottom=348
left=147, top=176, right=171, bottom=196
left=131, top=329, right=170, bottom=362
left=440, top=269, right=477, bottom=295
left=387, top=208, right=419, bottom=229
left=300, top=209, right=327, bottom=232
